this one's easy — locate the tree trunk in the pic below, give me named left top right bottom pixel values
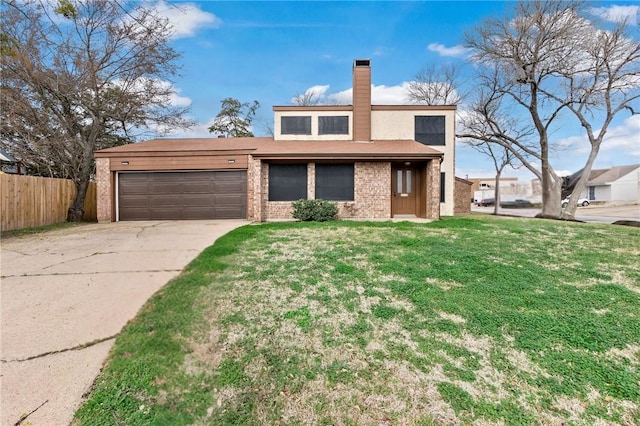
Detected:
left=537, top=177, right=562, bottom=218
left=561, top=144, right=601, bottom=220
left=67, top=179, right=89, bottom=222
left=67, top=138, right=95, bottom=222
left=493, top=170, right=502, bottom=215
left=537, top=153, right=562, bottom=218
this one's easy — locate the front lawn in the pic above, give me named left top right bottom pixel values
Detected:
left=75, top=217, right=640, bottom=425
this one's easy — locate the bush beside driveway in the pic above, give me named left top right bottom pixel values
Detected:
left=0, top=220, right=247, bottom=426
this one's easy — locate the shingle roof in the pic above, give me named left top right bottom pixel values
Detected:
left=252, top=139, right=442, bottom=158
left=95, top=137, right=443, bottom=159
left=95, top=137, right=266, bottom=153
left=587, top=164, right=640, bottom=185
left=587, top=168, right=608, bottom=181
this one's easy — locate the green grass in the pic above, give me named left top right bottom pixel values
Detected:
left=74, top=217, right=640, bottom=425
left=1, top=221, right=88, bottom=239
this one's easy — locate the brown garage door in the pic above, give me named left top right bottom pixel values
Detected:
left=118, top=171, right=246, bottom=220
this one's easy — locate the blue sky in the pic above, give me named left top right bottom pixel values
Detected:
left=153, top=0, right=640, bottom=181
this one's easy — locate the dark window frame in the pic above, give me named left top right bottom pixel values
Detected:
left=315, top=163, right=355, bottom=201
left=268, top=163, right=308, bottom=201
left=440, top=172, right=446, bottom=202
left=318, top=116, right=349, bottom=135
left=281, top=116, right=312, bottom=135
left=415, top=116, right=446, bottom=146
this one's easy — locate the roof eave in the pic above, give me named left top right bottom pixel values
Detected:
left=251, top=152, right=443, bottom=160
left=94, top=148, right=256, bottom=158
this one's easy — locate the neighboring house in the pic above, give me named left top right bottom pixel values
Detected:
left=580, top=164, right=640, bottom=202
left=0, top=149, right=21, bottom=174
left=469, top=177, right=541, bottom=204
left=454, top=177, right=473, bottom=214
left=94, top=59, right=456, bottom=222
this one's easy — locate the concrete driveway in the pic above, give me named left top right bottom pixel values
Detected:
left=1, top=220, right=247, bottom=426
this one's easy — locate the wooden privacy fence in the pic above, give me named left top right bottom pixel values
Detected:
left=0, top=174, right=97, bottom=232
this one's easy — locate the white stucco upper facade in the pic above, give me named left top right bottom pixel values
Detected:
left=273, top=108, right=353, bottom=141
left=372, top=107, right=456, bottom=216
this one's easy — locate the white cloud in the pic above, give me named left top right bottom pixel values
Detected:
left=303, top=80, right=462, bottom=106
left=121, top=78, right=192, bottom=107
left=589, top=5, right=639, bottom=23
left=329, top=83, right=412, bottom=105
left=168, top=86, right=192, bottom=107
left=600, top=114, right=640, bottom=155
left=427, top=43, right=470, bottom=58
left=164, top=118, right=215, bottom=138
left=290, top=85, right=330, bottom=104
left=372, top=47, right=391, bottom=57
left=556, top=114, right=640, bottom=156
left=457, top=115, right=640, bottom=180
left=147, top=0, right=221, bottom=39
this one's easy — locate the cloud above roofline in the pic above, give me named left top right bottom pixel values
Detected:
left=146, top=0, right=221, bottom=39
left=589, top=5, right=639, bottom=23
left=427, top=43, right=471, bottom=58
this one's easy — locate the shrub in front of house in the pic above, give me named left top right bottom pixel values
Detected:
left=292, top=199, right=339, bottom=222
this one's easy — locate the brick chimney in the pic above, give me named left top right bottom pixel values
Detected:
left=352, top=59, right=371, bottom=142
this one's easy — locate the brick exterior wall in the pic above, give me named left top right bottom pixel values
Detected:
left=251, top=160, right=393, bottom=221
left=307, top=163, right=315, bottom=200
left=96, top=157, right=113, bottom=222
left=454, top=177, right=473, bottom=214
left=247, top=156, right=259, bottom=221
left=426, top=159, right=441, bottom=220
left=351, top=162, right=391, bottom=218
left=266, top=202, right=295, bottom=220
left=97, top=156, right=442, bottom=223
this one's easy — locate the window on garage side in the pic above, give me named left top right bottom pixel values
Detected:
left=440, top=172, right=446, bottom=202
left=281, top=116, right=311, bottom=135
left=318, top=116, right=349, bottom=135
left=315, top=163, right=354, bottom=201
left=269, top=164, right=308, bottom=201
left=415, top=116, right=445, bottom=145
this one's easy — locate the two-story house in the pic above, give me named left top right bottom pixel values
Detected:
left=94, top=59, right=456, bottom=222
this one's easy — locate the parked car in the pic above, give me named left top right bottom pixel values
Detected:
left=500, top=199, right=533, bottom=208
left=475, top=198, right=495, bottom=207
left=562, top=197, right=590, bottom=208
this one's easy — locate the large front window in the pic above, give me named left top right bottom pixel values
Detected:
left=269, top=164, right=307, bottom=201
left=315, top=163, right=354, bottom=201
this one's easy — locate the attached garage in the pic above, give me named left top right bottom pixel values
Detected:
left=117, top=170, right=247, bottom=221
left=94, top=138, right=265, bottom=222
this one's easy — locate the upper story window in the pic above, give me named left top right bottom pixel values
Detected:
left=318, top=116, right=349, bottom=135
left=281, top=116, right=311, bottom=135
left=415, top=116, right=445, bottom=146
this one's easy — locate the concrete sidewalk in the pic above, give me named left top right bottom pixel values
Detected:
left=471, top=203, right=639, bottom=224
left=1, top=220, right=247, bottom=426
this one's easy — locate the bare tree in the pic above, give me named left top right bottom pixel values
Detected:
left=407, top=64, right=464, bottom=105
left=291, top=85, right=342, bottom=106
left=464, top=0, right=640, bottom=219
left=458, top=73, right=536, bottom=213
left=291, top=91, right=322, bottom=106
left=208, top=98, right=260, bottom=137
left=472, top=143, right=518, bottom=215
left=1, top=0, right=193, bottom=221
